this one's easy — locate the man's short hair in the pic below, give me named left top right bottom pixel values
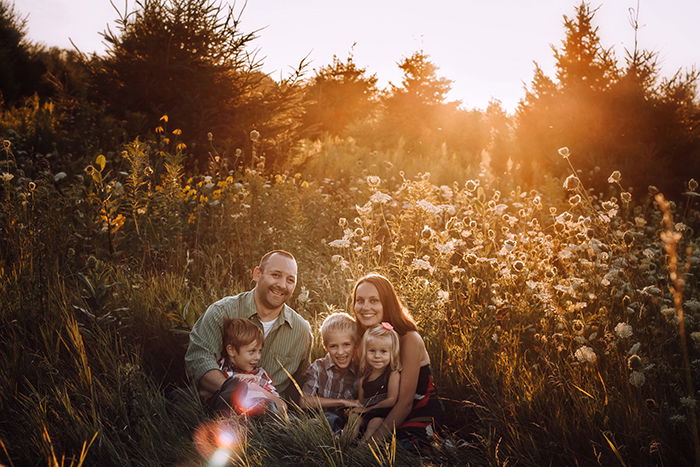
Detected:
left=223, top=318, right=263, bottom=352
left=259, top=250, right=296, bottom=271
left=319, top=312, right=357, bottom=345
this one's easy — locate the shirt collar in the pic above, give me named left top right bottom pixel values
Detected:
left=243, top=290, right=295, bottom=328
left=323, top=354, right=358, bottom=375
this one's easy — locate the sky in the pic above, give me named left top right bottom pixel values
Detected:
left=15, top=0, right=700, bottom=112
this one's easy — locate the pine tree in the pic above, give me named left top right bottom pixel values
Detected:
left=301, top=52, right=378, bottom=138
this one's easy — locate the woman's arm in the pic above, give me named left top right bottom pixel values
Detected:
left=363, top=370, right=400, bottom=410
left=370, top=332, right=425, bottom=440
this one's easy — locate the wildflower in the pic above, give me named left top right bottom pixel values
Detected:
left=369, top=191, right=391, bottom=204
left=53, top=172, right=67, bottom=182
left=680, top=397, right=697, bottom=409
left=648, top=185, right=659, bottom=195
left=464, top=179, right=478, bottom=192
left=207, top=132, right=213, bottom=142
left=628, top=342, right=641, bottom=355
left=144, top=166, right=154, bottom=176
left=1, top=172, right=14, bottom=182
left=620, top=192, right=632, bottom=203
left=366, top=175, right=381, bottom=187
left=2, top=139, right=11, bottom=150
left=338, top=217, right=347, bottom=227
left=558, top=147, right=570, bottom=158
left=608, top=171, right=622, bottom=183
left=629, top=371, right=645, bottom=387
left=411, top=258, right=434, bottom=273
left=249, top=130, right=260, bottom=142
left=421, top=225, right=434, bottom=239
left=437, top=290, right=450, bottom=303
left=160, top=114, right=168, bottom=122
left=465, top=253, right=477, bottom=266
left=28, top=181, right=36, bottom=191
left=172, top=128, right=182, bottom=135
left=691, top=332, right=700, bottom=347
left=563, top=175, right=580, bottom=191
left=297, top=287, right=310, bottom=304
left=614, top=322, right=633, bottom=339
left=689, top=178, right=698, bottom=192
left=574, top=346, right=597, bottom=364
left=416, top=200, right=441, bottom=215
left=328, top=239, right=351, bottom=248
left=512, top=260, right=525, bottom=272
left=627, top=354, right=643, bottom=371
left=331, top=254, right=343, bottom=264
left=355, top=202, right=372, bottom=216
left=572, top=319, right=585, bottom=335
left=568, top=194, right=581, bottom=206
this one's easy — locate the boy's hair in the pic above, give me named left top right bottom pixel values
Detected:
left=223, top=318, right=264, bottom=353
left=359, top=324, right=401, bottom=375
left=319, top=312, right=357, bottom=346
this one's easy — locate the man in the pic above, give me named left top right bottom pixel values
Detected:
left=185, top=250, right=312, bottom=405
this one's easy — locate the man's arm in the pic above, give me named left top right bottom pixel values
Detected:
left=185, top=301, right=228, bottom=397
left=287, top=325, right=313, bottom=399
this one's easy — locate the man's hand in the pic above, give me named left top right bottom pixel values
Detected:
left=198, top=369, right=228, bottom=401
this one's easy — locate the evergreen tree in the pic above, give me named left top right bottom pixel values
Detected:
left=93, top=0, right=304, bottom=169
left=301, top=52, right=378, bottom=138
left=0, top=1, right=45, bottom=106
left=515, top=1, right=699, bottom=193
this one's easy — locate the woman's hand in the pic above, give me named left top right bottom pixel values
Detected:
left=343, top=399, right=362, bottom=408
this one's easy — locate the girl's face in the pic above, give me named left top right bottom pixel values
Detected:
left=354, top=282, right=384, bottom=328
left=365, top=336, right=392, bottom=371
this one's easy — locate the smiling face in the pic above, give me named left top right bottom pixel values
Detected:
left=227, top=340, right=263, bottom=373
left=353, top=281, right=384, bottom=328
left=365, top=335, right=392, bottom=371
left=253, top=253, right=297, bottom=312
left=324, top=330, right=355, bottom=370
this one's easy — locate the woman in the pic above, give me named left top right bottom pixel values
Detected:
left=352, top=273, right=443, bottom=445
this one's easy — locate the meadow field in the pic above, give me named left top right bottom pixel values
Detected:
left=1, top=133, right=698, bottom=466
left=2, top=0, right=700, bottom=464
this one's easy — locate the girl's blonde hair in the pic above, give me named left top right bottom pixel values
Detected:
left=359, top=323, right=401, bottom=375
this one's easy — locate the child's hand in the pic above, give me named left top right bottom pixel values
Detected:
left=233, top=374, right=257, bottom=384
left=350, top=406, right=367, bottom=415
left=343, top=399, right=361, bottom=408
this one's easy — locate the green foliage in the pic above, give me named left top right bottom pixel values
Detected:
left=301, top=52, right=379, bottom=138
left=94, top=0, right=306, bottom=170
left=0, top=0, right=45, bottom=106
left=516, top=2, right=700, bottom=194
left=2, top=131, right=700, bottom=464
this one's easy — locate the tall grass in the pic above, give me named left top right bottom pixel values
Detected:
left=1, top=136, right=698, bottom=465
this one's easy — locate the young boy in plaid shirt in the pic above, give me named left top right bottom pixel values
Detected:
left=301, top=312, right=361, bottom=431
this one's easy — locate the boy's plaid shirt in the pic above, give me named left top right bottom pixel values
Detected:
left=302, top=353, right=358, bottom=400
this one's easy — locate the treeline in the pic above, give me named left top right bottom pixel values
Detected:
left=1, top=0, right=698, bottom=193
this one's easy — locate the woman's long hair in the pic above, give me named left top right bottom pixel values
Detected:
left=351, top=273, right=418, bottom=337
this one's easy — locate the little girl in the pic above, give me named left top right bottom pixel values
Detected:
left=354, top=322, right=401, bottom=441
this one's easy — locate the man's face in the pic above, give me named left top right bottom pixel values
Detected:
left=323, top=330, right=355, bottom=370
left=253, top=253, right=298, bottom=311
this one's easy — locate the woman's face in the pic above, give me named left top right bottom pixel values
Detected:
left=354, top=281, right=384, bottom=328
